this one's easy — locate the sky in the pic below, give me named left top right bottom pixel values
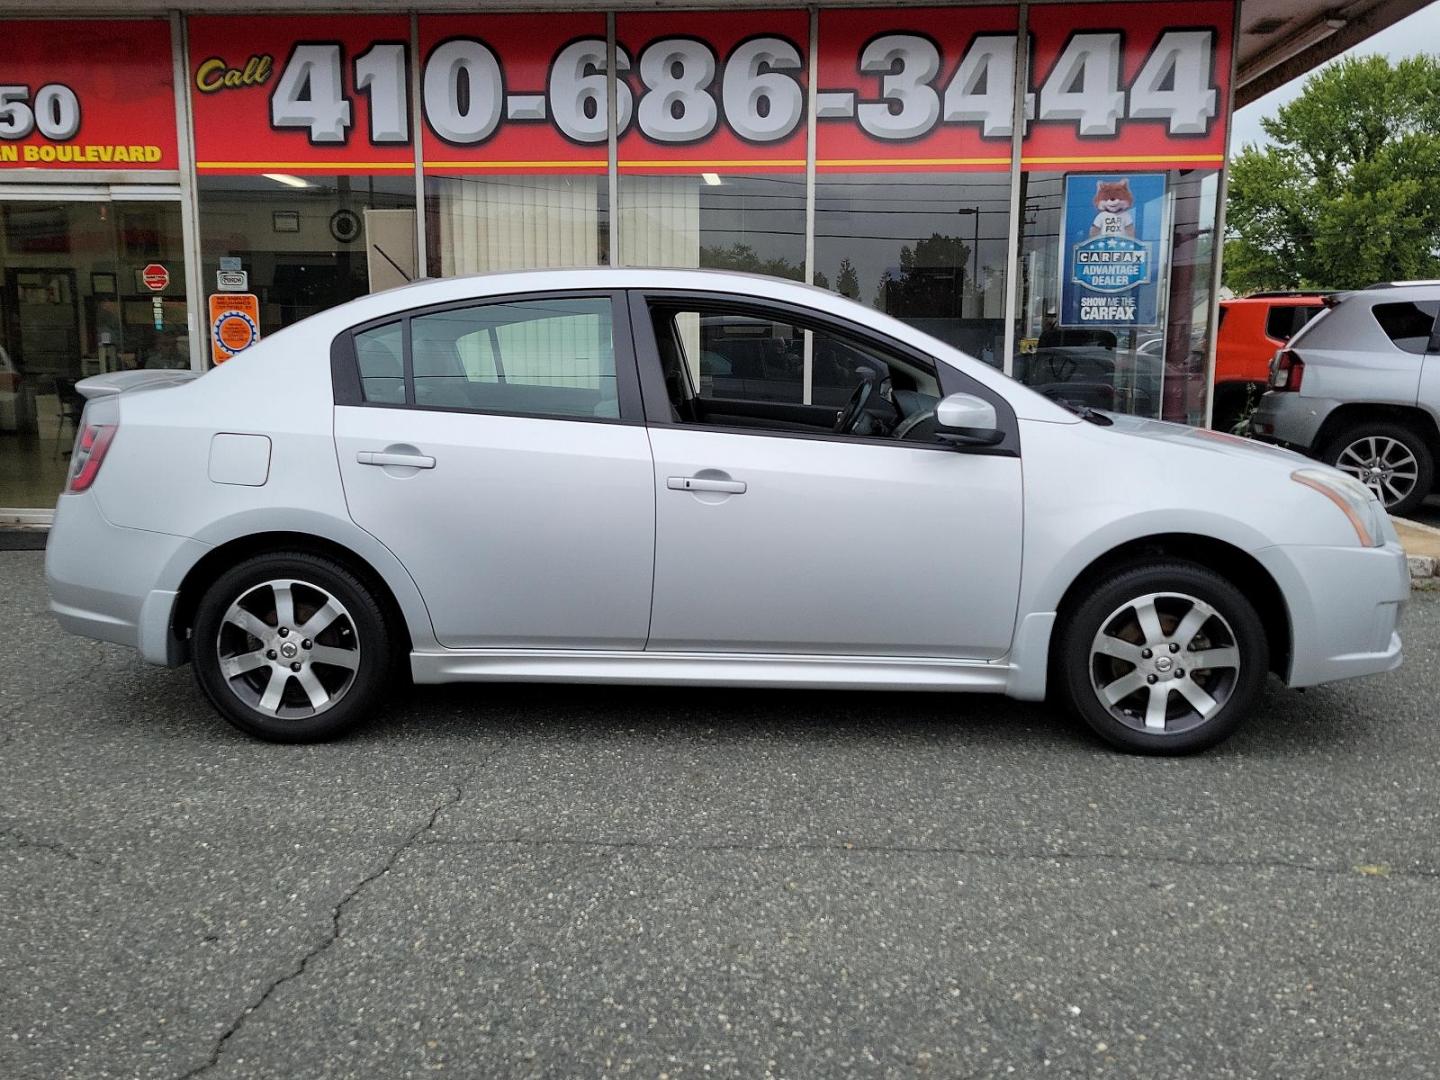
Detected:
left=1228, top=0, right=1440, bottom=152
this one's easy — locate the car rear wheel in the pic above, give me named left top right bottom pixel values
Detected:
left=192, top=552, right=392, bottom=742
left=1056, top=561, right=1268, bottom=754
left=1322, top=422, right=1433, bottom=516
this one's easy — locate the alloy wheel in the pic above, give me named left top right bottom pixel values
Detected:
left=1334, top=435, right=1419, bottom=508
left=1089, top=592, right=1242, bottom=735
left=216, top=578, right=360, bottom=719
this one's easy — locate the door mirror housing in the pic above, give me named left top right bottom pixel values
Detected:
left=933, top=392, right=1004, bottom=448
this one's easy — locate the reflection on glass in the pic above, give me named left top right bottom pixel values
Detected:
left=813, top=173, right=1011, bottom=366
left=426, top=174, right=609, bottom=276
left=0, top=199, right=190, bottom=507
left=617, top=173, right=805, bottom=280
left=198, top=174, right=416, bottom=334
left=1011, top=169, right=1219, bottom=423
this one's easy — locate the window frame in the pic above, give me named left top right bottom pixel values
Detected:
left=626, top=289, right=1020, bottom=456
left=331, top=289, right=645, bottom=425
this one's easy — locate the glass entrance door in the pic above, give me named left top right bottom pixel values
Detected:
left=0, top=195, right=190, bottom=510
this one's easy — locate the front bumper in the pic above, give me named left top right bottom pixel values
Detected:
left=1256, top=539, right=1409, bottom=688
left=1249, top=391, right=1339, bottom=453
left=46, top=493, right=209, bottom=665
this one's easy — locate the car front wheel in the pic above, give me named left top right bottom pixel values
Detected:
left=1056, top=561, right=1268, bottom=754
left=191, top=552, right=393, bottom=742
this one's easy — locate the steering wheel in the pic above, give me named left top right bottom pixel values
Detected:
left=833, top=374, right=876, bottom=434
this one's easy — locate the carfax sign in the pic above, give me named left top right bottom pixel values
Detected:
left=1059, top=173, right=1167, bottom=329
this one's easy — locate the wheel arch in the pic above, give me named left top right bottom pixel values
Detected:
left=171, top=530, right=420, bottom=666
left=1313, top=402, right=1440, bottom=461
left=1048, top=532, right=1292, bottom=680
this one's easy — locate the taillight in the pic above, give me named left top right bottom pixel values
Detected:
left=1271, top=350, right=1305, bottom=392
left=67, top=421, right=118, bottom=492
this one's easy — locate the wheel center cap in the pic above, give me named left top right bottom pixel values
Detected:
left=1154, top=656, right=1174, bottom=673
left=279, top=641, right=299, bottom=659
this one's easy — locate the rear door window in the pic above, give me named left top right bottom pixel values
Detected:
left=1373, top=301, right=1440, bottom=355
left=1264, top=305, right=1320, bottom=343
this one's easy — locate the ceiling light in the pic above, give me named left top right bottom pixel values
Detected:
left=701, top=173, right=722, bottom=186
left=262, top=173, right=311, bottom=189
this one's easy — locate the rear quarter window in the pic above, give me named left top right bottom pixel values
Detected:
left=1373, top=300, right=1439, bottom=355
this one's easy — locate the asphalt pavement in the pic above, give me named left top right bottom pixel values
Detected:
left=3, top=549, right=1439, bottom=1079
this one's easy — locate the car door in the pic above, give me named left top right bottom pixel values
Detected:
left=332, top=291, right=655, bottom=650
left=631, top=291, right=1024, bottom=660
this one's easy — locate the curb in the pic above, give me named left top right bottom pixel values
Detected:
left=1394, top=516, right=1440, bottom=579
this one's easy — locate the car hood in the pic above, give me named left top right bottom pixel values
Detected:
left=1096, top=411, right=1310, bottom=468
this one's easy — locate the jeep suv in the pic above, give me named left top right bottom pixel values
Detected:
left=1250, top=281, right=1440, bottom=515
left=1211, top=293, right=1327, bottom=432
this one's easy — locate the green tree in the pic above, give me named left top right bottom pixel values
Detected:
left=1224, top=54, right=1440, bottom=293
left=875, top=234, right=970, bottom=316
left=836, top=257, right=860, bottom=299
left=698, top=242, right=802, bottom=281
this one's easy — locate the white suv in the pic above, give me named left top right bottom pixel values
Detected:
left=1251, top=282, right=1440, bottom=515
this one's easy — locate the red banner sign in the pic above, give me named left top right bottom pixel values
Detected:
left=0, top=20, right=178, bottom=172
left=188, top=14, right=414, bottom=175
left=181, top=7, right=1231, bottom=177
left=419, top=13, right=608, bottom=174
left=1022, top=1, right=1232, bottom=169
left=617, top=10, right=810, bottom=174
left=816, top=6, right=1022, bottom=173
left=818, top=4, right=1230, bottom=173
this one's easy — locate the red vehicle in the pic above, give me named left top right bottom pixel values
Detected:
left=1211, top=293, right=1328, bottom=431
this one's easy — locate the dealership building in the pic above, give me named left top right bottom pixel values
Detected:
left=0, top=0, right=1423, bottom=515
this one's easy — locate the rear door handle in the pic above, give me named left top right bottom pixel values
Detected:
left=667, top=476, right=746, bottom=494
left=357, top=450, right=436, bottom=469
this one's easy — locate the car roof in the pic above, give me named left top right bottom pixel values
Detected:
left=1222, top=293, right=1328, bottom=306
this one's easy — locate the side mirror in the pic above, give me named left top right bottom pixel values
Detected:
left=934, top=392, right=1005, bottom=448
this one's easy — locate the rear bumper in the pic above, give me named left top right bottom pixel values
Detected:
left=45, top=493, right=208, bottom=665
left=1256, top=540, right=1409, bottom=688
left=1249, top=392, right=1338, bottom=452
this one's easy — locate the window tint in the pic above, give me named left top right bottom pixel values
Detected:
left=1264, top=305, right=1320, bottom=343
left=408, top=297, right=618, bottom=419
left=1373, top=301, right=1439, bottom=355
left=648, top=301, right=944, bottom=442
left=355, top=322, right=404, bottom=404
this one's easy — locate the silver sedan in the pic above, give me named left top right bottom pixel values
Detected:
left=47, top=269, right=1409, bottom=753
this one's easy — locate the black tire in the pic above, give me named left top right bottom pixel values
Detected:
left=1055, top=560, right=1268, bottom=755
left=1321, top=421, right=1434, bottom=517
left=192, top=551, right=393, bottom=742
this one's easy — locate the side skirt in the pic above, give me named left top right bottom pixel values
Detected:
left=410, top=648, right=1014, bottom=694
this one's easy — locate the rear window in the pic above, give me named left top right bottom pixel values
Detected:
left=1373, top=301, right=1439, bottom=355
left=1264, top=305, right=1320, bottom=343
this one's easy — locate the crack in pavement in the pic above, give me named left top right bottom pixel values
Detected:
left=0, top=826, right=103, bottom=865
left=416, top=834, right=1440, bottom=882
left=176, top=750, right=502, bottom=1080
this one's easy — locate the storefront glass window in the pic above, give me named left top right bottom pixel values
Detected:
left=813, top=174, right=1011, bottom=366
left=198, top=175, right=416, bottom=335
left=426, top=175, right=608, bottom=277
left=0, top=199, right=190, bottom=508
left=616, top=173, right=806, bottom=281
left=1011, top=169, right=1219, bottom=423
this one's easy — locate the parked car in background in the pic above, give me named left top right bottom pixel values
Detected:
left=1211, top=292, right=1328, bottom=432
left=46, top=269, right=1408, bottom=755
left=1251, top=281, right=1440, bottom=515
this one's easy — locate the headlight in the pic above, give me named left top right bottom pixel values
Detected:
left=1291, top=468, right=1385, bottom=547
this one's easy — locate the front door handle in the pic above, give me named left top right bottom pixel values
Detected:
left=667, top=475, right=746, bottom=494
left=357, top=450, right=436, bottom=469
